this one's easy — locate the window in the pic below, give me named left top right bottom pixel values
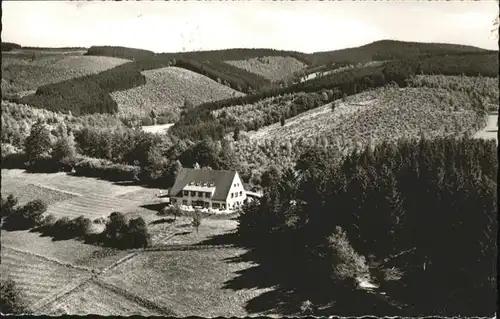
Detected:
left=231, top=193, right=234, bottom=198
left=198, top=192, right=203, bottom=197
left=213, top=203, right=220, bottom=209
left=171, top=198, right=177, bottom=204
left=205, top=192, right=210, bottom=198
left=183, top=191, right=189, bottom=196
left=190, top=191, right=196, bottom=197
left=239, top=191, right=242, bottom=196
left=182, top=200, right=187, bottom=205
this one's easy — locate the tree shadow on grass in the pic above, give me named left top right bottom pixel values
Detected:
left=149, top=217, right=175, bottom=225
left=199, top=232, right=405, bottom=317
left=141, top=203, right=168, bottom=212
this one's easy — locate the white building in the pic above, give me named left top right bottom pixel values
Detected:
left=168, top=168, right=251, bottom=211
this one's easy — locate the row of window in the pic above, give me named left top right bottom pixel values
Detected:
left=171, top=198, right=246, bottom=210
left=231, top=191, right=243, bottom=198
left=182, top=191, right=211, bottom=198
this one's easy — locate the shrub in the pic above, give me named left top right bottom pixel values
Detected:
left=69, top=216, right=92, bottom=238
left=125, top=217, right=151, bottom=248
left=101, top=212, right=151, bottom=249
left=38, top=214, right=57, bottom=234
left=140, top=116, right=153, bottom=126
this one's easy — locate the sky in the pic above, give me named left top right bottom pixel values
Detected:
left=2, top=1, right=499, bottom=53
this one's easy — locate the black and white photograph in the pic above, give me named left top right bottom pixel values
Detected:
left=0, top=0, right=498, bottom=317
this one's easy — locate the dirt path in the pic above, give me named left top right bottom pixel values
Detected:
left=474, top=114, right=498, bottom=143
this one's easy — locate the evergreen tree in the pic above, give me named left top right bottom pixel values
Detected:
left=24, top=120, right=52, bottom=164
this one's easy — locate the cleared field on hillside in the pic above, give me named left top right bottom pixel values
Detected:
left=99, top=248, right=272, bottom=317
left=111, top=66, right=244, bottom=118
left=1, top=53, right=129, bottom=95
left=247, top=87, right=486, bottom=148
left=0, top=246, right=91, bottom=310
left=1, top=230, right=131, bottom=270
left=43, top=281, right=161, bottom=316
left=225, top=56, right=307, bottom=82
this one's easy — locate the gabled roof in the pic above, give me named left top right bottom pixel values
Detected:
left=169, top=168, right=237, bottom=201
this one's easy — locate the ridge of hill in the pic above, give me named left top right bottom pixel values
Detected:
left=170, top=51, right=498, bottom=141
left=12, top=40, right=498, bottom=121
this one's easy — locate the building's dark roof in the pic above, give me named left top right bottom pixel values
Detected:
left=169, top=168, right=237, bottom=201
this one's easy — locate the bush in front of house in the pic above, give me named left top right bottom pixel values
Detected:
left=74, top=158, right=140, bottom=181
left=101, top=212, right=151, bottom=249
left=2, top=198, right=47, bottom=231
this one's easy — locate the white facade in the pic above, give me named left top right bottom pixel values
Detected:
left=170, top=172, right=248, bottom=211
left=224, top=173, right=247, bottom=210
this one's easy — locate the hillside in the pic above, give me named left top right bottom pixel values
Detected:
left=2, top=51, right=130, bottom=97
left=15, top=40, right=497, bottom=119
left=111, top=66, right=245, bottom=118
left=305, top=40, right=492, bottom=66
left=225, top=56, right=307, bottom=83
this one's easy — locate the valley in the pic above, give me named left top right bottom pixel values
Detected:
left=1, top=34, right=498, bottom=317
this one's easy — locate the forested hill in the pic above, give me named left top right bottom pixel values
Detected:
left=305, top=40, right=494, bottom=66
left=85, top=46, right=310, bottom=64
left=85, top=40, right=493, bottom=66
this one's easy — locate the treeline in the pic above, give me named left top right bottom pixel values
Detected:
left=170, top=52, right=498, bottom=141
left=1, top=118, right=239, bottom=189
left=85, top=45, right=155, bottom=60
left=1, top=42, right=22, bottom=51
left=237, top=137, right=497, bottom=316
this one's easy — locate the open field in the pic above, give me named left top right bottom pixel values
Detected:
left=246, top=87, right=485, bottom=146
left=42, top=281, right=162, bottom=316
left=1, top=230, right=131, bottom=270
left=99, top=248, right=272, bottom=317
left=111, top=66, right=245, bottom=118
left=0, top=246, right=91, bottom=310
left=2, top=53, right=130, bottom=95
left=225, top=56, right=307, bottom=82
